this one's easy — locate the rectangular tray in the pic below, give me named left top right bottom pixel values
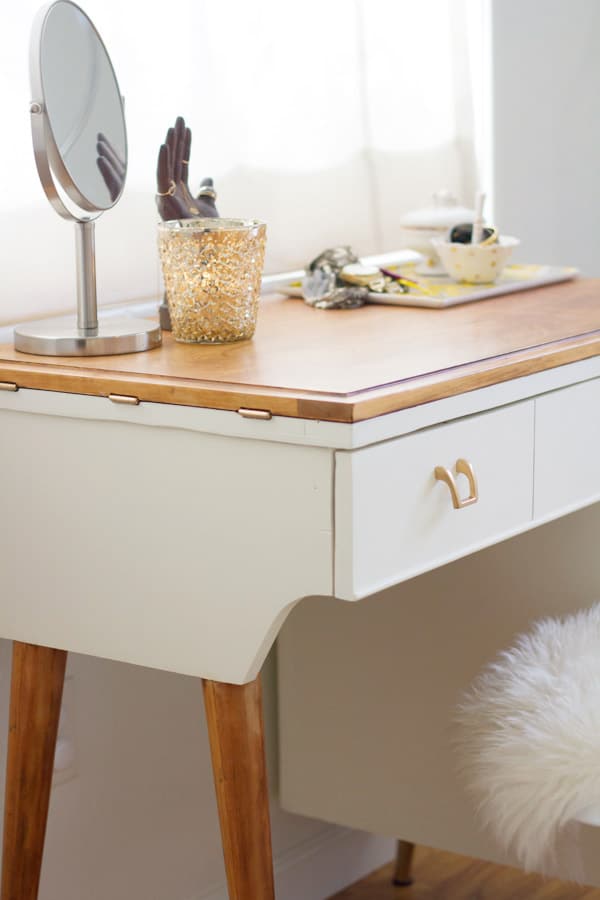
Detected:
left=281, top=263, right=578, bottom=309
left=367, top=263, right=579, bottom=308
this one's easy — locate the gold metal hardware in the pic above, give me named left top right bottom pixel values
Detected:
left=108, top=393, right=140, bottom=406
left=434, top=458, right=478, bottom=509
left=238, top=407, right=272, bottom=420
left=0, top=382, right=18, bottom=392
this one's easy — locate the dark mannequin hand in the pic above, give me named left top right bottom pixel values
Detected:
left=156, top=116, right=219, bottom=220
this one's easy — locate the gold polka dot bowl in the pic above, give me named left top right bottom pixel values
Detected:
left=432, top=235, right=519, bottom=284
left=158, top=218, right=267, bottom=343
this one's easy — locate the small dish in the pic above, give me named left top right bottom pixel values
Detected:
left=399, top=191, right=475, bottom=275
left=432, top=235, right=520, bottom=284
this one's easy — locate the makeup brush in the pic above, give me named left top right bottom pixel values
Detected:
left=471, top=191, right=486, bottom=244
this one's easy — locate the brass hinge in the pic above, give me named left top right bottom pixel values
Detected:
left=238, top=407, right=272, bottom=420
left=0, top=382, right=18, bottom=392
left=108, top=393, right=140, bottom=406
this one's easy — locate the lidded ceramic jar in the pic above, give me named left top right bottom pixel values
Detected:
left=399, top=190, right=475, bottom=275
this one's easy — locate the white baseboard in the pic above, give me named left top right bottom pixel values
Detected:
left=192, top=826, right=395, bottom=900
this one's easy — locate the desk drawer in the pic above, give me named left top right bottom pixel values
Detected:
left=335, top=402, right=534, bottom=599
left=534, top=378, right=600, bottom=519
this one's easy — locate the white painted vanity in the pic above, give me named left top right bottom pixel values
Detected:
left=1, top=281, right=600, bottom=896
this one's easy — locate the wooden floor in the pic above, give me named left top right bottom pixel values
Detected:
left=329, top=845, right=600, bottom=899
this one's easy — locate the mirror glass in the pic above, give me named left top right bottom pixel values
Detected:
left=40, top=0, right=127, bottom=210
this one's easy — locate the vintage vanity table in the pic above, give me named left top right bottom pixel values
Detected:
left=1, top=280, right=600, bottom=898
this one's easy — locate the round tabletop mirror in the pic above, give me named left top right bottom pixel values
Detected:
left=15, top=0, right=160, bottom=356
left=39, top=0, right=127, bottom=211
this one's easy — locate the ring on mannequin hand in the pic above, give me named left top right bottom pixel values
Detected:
left=156, top=180, right=176, bottom=197
left=197, top=185, right=217, bottom=200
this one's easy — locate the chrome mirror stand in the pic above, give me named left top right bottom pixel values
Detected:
left=14, top=218, right=161, bottom=357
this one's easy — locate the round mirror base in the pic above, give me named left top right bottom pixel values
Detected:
left=14, top=316, right=161, bottom=357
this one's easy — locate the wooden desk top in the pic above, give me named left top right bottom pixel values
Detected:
left=2, top=279, right=600, bottom=422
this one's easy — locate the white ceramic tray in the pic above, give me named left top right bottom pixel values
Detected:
left=281, top=263, right=579, bottom=309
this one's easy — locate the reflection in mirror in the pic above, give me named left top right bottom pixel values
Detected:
left=40, top=0, right=127, bottom=210
left=96, top=132, right=126, bottom=202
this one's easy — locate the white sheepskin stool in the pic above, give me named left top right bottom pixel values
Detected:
left=456, top=603, right=600, bottom=878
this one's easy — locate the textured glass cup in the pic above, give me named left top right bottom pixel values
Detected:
left=158, top=218, right=267, bottom=343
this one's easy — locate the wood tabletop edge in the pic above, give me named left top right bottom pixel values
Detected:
left=1, top=278, right=600, bottom=422
left=349, top=336, right=600, bottom=421
left=1, top=329, right=600, bottom=423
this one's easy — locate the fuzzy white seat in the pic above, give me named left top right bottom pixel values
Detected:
left=457, top=603, right=600, bottom=877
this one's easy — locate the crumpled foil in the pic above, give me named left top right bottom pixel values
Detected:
left=302, top=246, right=370, bottom=309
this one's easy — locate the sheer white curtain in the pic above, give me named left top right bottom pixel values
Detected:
left=0, top=0, right=481, bottom=323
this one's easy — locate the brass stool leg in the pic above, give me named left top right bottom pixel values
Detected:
left=392, top=840, right=415, bottom=887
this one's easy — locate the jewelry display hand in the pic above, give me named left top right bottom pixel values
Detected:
left=156, top=115, right=219, bottom=220
left=96, top=132, right=125, bottom=202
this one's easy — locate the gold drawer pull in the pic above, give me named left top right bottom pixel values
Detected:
left=108, top=393, right=140, bottom=406
left=434, top=458, right=478, bottom=509
left=238, top=407, right=272, bottom=420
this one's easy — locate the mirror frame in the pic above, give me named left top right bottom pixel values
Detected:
left=29, top=0, right=128, bottom=218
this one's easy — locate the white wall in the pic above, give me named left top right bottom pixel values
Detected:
left=0, top=0, right=476, bottom=326
left=491, top=0, right=600, bottom=274
left=0, top=643, right=393, bottom=900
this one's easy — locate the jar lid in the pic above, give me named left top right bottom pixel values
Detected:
left=400, top=189, right=475, bottom=229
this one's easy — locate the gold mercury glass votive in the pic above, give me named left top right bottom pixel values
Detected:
left=158, top=218, right=267, bottom=343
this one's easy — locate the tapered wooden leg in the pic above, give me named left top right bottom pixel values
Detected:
left=393, top=840, right=415, bottom=886
left=203, top=676, right=275, bottom=900
left=1, top=642, right=67, bottom=900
